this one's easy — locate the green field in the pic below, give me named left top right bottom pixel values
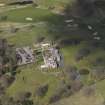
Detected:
left=0, top=6, right=53, bottom=22
left=6, top=64, right=60, bottom=105
left=0, top=1, right=105, bottom=105
left=0, top=0, right=71, bottom=4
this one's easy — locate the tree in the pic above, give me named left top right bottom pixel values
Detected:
left=75, top=48, right=90, bottom=61
left=65, top=66, right=80, bottom=81
left=0, top=39, right=17, bottom=75
left=65, top=0, right=94, bottom=18
left=15, top=91, right=32, bottom=102
left=49, top=80, right=72, bottom=104
left=0, top=75, right=15, bottom=89
left=79, top=68, right=90, bottom=75
left=70, top=80, right=83, bottom=92
left=21, top=100, right=33, bottom=105
left=0, top=15, right=8, bottom=21
left=83, top=85, right=95, bottom=97
left=90, top=67, right=105, bottom=81
left=35, top=84, right=48, bottom=97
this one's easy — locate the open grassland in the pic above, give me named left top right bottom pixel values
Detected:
left=0, top=0, right=71, bottom=5
left=7, top=25, right=49, bottom=46
left=6, top=64, right=60, bottom=105
left=51, top=88, right=104, bottom=105
left=62, top=45, right=105, bottom=69
left=0, top=6, right=54, bottom=22
left=0, top=1, right=105, bottom=105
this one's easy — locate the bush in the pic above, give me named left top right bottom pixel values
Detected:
left=10, top=27, right=19, bottom=33
left=48, top=6, right=55, bottom=10
left=75, top=48, right=90, bottom=61
left=65, top=66, right=80, bottom=81
left=56, top=80, right=72, bottom=97
left=49, top=80, right=72, bottom=104
left=49, top=93, right=61, bottom=104
left=32, top=3, right=38, bottom=7
left=89, top=41, right=100, bottom=48
left=15, top=91, right=31, bottom=102
left=21, top=99, right=33, bottom=105
left=83, top=85, right=95, bottom=97
left=79, top=68, right=90, bottom=75
left=35, top=84, right=48, bottom=97
left=91, top=67, right=105, bottom=81
left=0, top=16, right=8, bottom=21
left=24, top=92, right=32, bottom=99
left=59, top=39, right=81, bottom=46
left=35, top=36, right=45, bottom=43
left=0, top=75, right=15, bottom=89
left=0, top=86, right=5, bottom=95
left=0, top=96, right=32, bottom=105
left=71, top=80, right=83, bottom=92
left=94, top=57, right=105, bottom=66
left=0, top=39, right=17, bottom=74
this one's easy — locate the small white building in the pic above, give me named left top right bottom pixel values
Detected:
left=25, top=17, right=33, bottom=21
left=93, top=36, right=101, bottom=40
left=88, top=25, right=93, bottom=30
left=0, top=4, right=5, bottom=7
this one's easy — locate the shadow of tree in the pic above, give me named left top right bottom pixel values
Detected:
left=45, top=0, right=105, bottom=48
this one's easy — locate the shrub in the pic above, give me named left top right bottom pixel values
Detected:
left=32, top=3, right=38, bottom=7
left=49, top=80, right=72, bottom=104
left=75, top=48, right=90, bottom=61
left=0, top=39, right=17, bottom=74
left=35, top=36, right=45, bottom=43
left=0, top=86, right=5, bottom=95
left=83, top=85, right=95, bottom=97
left=59, top=39, right=81, bottom=46
left=71, top=80, right=83, bottom=92
left=90, top=67, right=105, bottom=81
left=49, top=93, right=61, bottom=104
left=21, top=99, right=33, bottom=105
left=89, top=41, right=100, bottom=48
left=15, top=91, right=31, bottom=102
left=10, top=27, right=19, bottom=33
left=24, top=92, right=31, bottom=99
left=65, top=66, right=80, bottom=81
left=79, top=68, right=90, bottom=75
left=94, top=57, right=105, bottom=66
left=48, top=6, right=55, bottom=10
left=0, top=16, right=8, bottom=21
left=0, top=75, right=15, bottom=89
left=35, top=84, right=48, bottom=97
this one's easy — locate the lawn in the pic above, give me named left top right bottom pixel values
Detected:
left=0, top=0, right=71, bottom=5
left=96, top=79, right=105, bottom=98
left=55, top=88, right=104, bottom=105
left=0, top=6, right=54, bottom=23
left=7, top=25, right=49, bottom=47
left=62, top=44, right=105, bottom=68
left=6, top=64, right=60, bottom=104
left=36, top=0, right=72, bottom=7
left=0, top=1, right=105, bottom=105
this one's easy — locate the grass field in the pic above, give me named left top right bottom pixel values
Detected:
left=6, top=64, right=60, bottom=104
left=0, top=1, right=105, bottom=105
left=52, top=87, right=104, bottom=105
left=0, top=3, right=64, bottom=105
left=0, top=0, right=71, bottom=5
left=0, top=6, right=54, bottom=22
